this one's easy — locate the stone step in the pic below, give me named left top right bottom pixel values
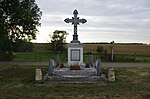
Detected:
left=51, top=75, right=106, bottom=82
left=53, top=68, right=97, bottom=76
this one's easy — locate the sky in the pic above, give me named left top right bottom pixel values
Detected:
left=32, top=0, right=150, bottom=44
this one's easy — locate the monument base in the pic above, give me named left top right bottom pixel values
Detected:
left=67, top=43, right=83, bottom=66
left=44, top=67, right=106, bottom=82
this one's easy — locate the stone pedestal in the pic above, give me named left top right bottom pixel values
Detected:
left=68, top=43, right=83, bottom=65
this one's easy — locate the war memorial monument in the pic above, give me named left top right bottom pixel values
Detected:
left=43, top=10, right=107, bottom=82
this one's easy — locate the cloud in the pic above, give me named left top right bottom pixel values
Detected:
left=34, top=0, right=150, bottom=44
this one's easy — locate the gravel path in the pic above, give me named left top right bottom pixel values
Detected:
left=0, top=61, right=150, bottom=67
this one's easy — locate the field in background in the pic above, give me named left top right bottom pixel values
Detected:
left=33, top=43, right=50, bottom=52
left=13, top=43, right=150, bottom=62
left=0, top=64, right=149, bottom=98
left=33, top=43, right=150, bottom=55
left=84, top=43, right=150, bottom=55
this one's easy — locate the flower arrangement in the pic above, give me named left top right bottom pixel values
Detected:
left=85, top=63, right=90, bottom=68
left=70, top=65, right=81, bottom=70
left=59, top=64, right=64, bottom=68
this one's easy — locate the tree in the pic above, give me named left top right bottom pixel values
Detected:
left=0, top=0, right=42, bottom=60
left=50, top=30, right=68, bottom=53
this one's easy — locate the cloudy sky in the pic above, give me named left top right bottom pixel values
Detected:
left=33, top=0, right=150, bottom=44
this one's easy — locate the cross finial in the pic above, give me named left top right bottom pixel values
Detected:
left=64, top=9, right=87, bottom=43
left=73, top=9, right=78, bottom=14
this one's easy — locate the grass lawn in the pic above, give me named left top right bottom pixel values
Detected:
left=13, top=52, right=67, bottom=62
left=0, top=64, right=150, bottom=99
left=13, top=52, right=52, bottom=62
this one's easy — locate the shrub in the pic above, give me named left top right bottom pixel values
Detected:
left=96, top=46, right=104, bottom=55
left=60, top=64, right=64, bottom=68
left=0, top=51, right=15, bottom=61
left=85, top=63, right=91, bottom=68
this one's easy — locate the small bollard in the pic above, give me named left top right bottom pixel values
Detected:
left=108, top=67, right=115, bottom=82
left=35, top=68, right=42, bottom=81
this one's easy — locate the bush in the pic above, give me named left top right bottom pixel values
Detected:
left=96, top=46, right=104, bottom=55
left=0, top=51, right=15, bottom=61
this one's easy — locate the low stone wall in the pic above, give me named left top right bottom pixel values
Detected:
left=45, top=74, right=106, bottom=82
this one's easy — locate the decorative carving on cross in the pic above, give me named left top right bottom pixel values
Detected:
left=64, top=9, right=87, bottom=43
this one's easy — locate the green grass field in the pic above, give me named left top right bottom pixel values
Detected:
left=13, top=52, right=68, bottom=62
left=0, top=64, right=150, bottom=99
left=13, top=52, right=53, bottom=62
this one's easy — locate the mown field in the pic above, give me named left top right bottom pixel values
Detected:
left=83, top=43, right=150, bottom=55
left=0, top=64, right=150, bottom=99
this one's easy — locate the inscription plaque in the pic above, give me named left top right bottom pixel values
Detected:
left=71, top=49, right=80, bottom=61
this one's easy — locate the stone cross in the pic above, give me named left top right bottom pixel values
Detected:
left=64, top=9, right=87, bottom=43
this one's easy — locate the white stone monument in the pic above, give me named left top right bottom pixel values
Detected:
left=64, top=9, right=87, bottom=66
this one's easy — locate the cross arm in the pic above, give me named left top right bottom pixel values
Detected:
left=79, top=18, right=87, bottom=24
left=64, top=18, right=72, bottom=23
